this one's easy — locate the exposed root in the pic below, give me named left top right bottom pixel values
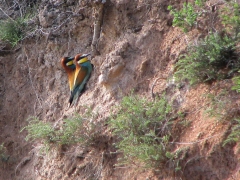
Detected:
left=91, top=1, right=105, bottom=56
left=151, top=77, right=167, bottom=99
left=15, top=156, right=31, bottom=176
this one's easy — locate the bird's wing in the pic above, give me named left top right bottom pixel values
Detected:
left=68, top=70, right=75, bottom=91
left=68, top=66, right=89, bottom=106
left=73, top=66, right=88, bottom=89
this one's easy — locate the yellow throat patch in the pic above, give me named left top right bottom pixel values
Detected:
left=66, top=61, right=73, bottom=66
left=78, top=57, right=88, bottom=64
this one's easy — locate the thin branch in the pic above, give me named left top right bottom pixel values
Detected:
left=0, top=6, right=14, bottom=21
left=20, top=12, right=79, bottom=42
left=52, top=15, right=72, bottom=33
left=23, top=48, right=43, bottom=109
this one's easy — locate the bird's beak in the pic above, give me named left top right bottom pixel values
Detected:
left=80, top=53, right=91, bottom=58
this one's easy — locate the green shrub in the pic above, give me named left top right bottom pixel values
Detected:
left=0, top=18, right=26, bottom=46
left=194, top=0, right=204, bottom=7
left=174, top=32, right=238, bottom=85
left=232, top=75, right=240, bottom=92
left=22, top=117, right=56, bottom=143
left=22, top=113, right=101, bottom=150
left=223, top=118, right=240, bottom=146
left=165, top=147, right=189, bottom=172
left=56, top=114, right=100, bottom=146
left=0, top=9, right=36, bottom=47
left=168, top=0, right=203, bottom=32
left=221, top=1, right=240, bottom=38
left=56, top=116, right=84, bottom=145
left=109, top=94, right=176, bottom=168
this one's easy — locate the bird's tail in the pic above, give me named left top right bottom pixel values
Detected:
left=68, top=92, right=74, bottom=107
left=68, top=85, right=87, bottom=107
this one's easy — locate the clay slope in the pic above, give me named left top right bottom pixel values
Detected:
left=0, top=0, right=239, bottom=180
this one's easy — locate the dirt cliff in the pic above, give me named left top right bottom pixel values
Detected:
left=0, top=0, right=240, bottom=179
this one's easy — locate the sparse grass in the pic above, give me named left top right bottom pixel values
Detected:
left=168, top=0, right=203, bottom=32
left=0, top=18, right=25, bottom=46
left=165, top=147, right=189, bottom=172
left=109, top=94, right=178, bottom=169
left=221, top=1, right=240, bottom=38
left=205, top=90, right=232, bottom=121
left=23, top=117, right=56, bottom=143
left=219, top=1, right=240, bottom=147
left=223, top=118, right=240, bottom=146
left=0, top=143, right=9, bottom=163
left=204, top=87, right=240, bottom=144
left=174, top=32, right=238, bottom=85
left=171, top=0, right=240, bottom=151
left=0, top=7, right=37, bottom=47
left=21, top=112, right=102, bottom=152
left=176, top=111, right=190, bottom=128
left=172, top=0, right=240, bottom=86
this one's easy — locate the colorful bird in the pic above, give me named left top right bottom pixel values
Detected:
left=69, top=53, right=93, bottom=106
left=61, top=57, right=76, bottom=93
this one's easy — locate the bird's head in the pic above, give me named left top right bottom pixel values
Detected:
left=74, top=54, right=91, bottom=64
left=61, top=57, right=75, bottom=67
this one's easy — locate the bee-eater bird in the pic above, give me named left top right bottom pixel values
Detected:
left=69, top=53, right=93, bottom=106
left=61, top=57, right=75, bottom=93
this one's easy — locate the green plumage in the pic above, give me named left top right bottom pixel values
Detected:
left=69, top=54, right=93, bottom=106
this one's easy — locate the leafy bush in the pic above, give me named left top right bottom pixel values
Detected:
left=22, top=113, right=101, bottom=150
left=109, top=94, right=176, bottom=168
left=168, top=0, right=203, bottom=32
left=174, top=32, right=238, bottom=85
